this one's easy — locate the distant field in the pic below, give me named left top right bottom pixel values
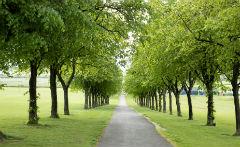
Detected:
left=0, top=77, right=50, bottom=87
left=127, top=95, right=240, bottom=147
left=0, top=87, right=118, bottom=147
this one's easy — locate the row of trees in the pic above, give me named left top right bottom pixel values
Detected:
left=124, top=0, right=240, bottom=136
left=0, top=0, right=147, bottom=133
left=133, top=89, right=173, bottom=114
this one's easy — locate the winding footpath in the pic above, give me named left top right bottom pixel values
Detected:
left=98, top=95, right=172, bottom=147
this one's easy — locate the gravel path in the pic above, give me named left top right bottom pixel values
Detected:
left=98, top=95, right=172, bottom=147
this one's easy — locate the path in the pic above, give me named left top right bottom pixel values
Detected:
left=98, top=95, right=172, bottom=147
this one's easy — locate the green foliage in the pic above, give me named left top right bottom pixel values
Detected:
left=125, top=0, right=240, bottom=131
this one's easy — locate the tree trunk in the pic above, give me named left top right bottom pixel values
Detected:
left=206, top=83, right=215, bottom=126
left=106, top=96, right=109, bottom=105
left=172, top=78, right=182, bottom=116
left=163, top=90, right=166, bottom=113
left=151, top=92, right=154, bottom=110
left=154, top=91, right=158, bottom=110
left=186, top=91, right=193, bottom=120
left=159, top=91, right=162, bottom=112
left=184, top=83, right=194, bottom=120
left=63, top=86, right=69, bottom=115
left=231, top=61, right=240, bottom=135
left=57, top=62, right=75, bottom=115
left=84, top=88, right=89, bottom=109
left=50, top=65, right=59, bottom=118
left=232, top=82, right=240, bottom=135
left=144, top=96, right=147, bottom=106
left=175, top=94, right=182, bottom=117
left=89, top=92, right=92, bottom=108
left=169, top=90, right=172, bottom=115
left=92, top=91, right=95, bottom=108
left=27, top=61, right=39, bottom=125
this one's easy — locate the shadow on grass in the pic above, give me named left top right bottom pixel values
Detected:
left=0, top=132, right=23, bottom=143
left=26, top=123, right=52, bottom=128
left=221, top=133, right=232, bottom=136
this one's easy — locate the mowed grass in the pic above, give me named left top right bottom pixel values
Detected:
left=0, top=87, right=118, bottom=147
left=126, top=94, right=240, bottom=147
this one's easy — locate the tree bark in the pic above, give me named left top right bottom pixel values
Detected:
left=151, top=92, right=154, bottom=110
left=186, top=91, right=193, bottom=120
left=27, top=60, right=39, bottom=125
left=169, top=89, right=172, bottom=115
left=57, top=61, right=75, bottom=115
left=175, top=94, right=182, bottom=117
left=231, top=61, right=240, bottom=135
left=154, top=91, right=158, bottom=110
left=93, top=92, right=96, bottom=108
left=63, top=86, right=69, bottom=115
left=163, top=90, right=166, bottom=113
left=106, top=96, right=109, bottom=105
left=158, top=90, right=162, bottom=112
left=89, top=92, right=92, bottom=108
left=84, top=88, right=89, bottom=109
left=206, top=83, right=215, bottom=126
left=171, top=78, right=182, bottom=117
left=183, top=73, right=195, bottom=120
left=183, top=83, right=194, bottom=120
left=50, top=65, right=59, bottom=118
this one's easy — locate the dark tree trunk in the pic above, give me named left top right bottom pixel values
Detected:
left=169, top=89, right=172, bottom=115
left=139, top=95, right=143, bottom=106
left=196, top=51, right=217, bottom=126
left=183, top=82, right=194, bottom=120
left=106, top=96, right=109, bottom=104
left=172, top=79, right=182, bottom=117
left=84, top=88, right=89, bottom=109
left=206, top=83, right=215, bottom=126
left=151, top=92, right=154, bottom=110
left=175, top=94, right=182, bottom=117
left=98, top=94, right=100, bottom=106
left=28, top=61, right=39, bottom=125
left=183, top=72, right=195, bottom=120
left=101, top=95, right=103, bottom=106
left=146, top=95, right=149, bottom=107
left=154, top=91, right=158, bottom=110
left=94, top=93, right=97, bottom=107
left=158, top=90, right=162, bottom=112
left=63, top=86, right=69, bottom=115
left=145, top=96, right=147, bottom=106
left=231, top=61, right=240, bottom=135
left=57, top=61, right=75, bottom=115
left=186, top=91, right=193, bottom=120
left=163, top=90, right=166, bottom=113
left=89, top=92, right=92, bottom=108
left=92, top=94, right=94, bottom=108
left=50, top=65, right=59, bottom=118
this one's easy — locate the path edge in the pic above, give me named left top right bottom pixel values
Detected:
left=128, top=107, right=177, bottom=147
left=95, top=101, right=119, bottom=147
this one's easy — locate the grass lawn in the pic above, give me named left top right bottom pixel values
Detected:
left=126, top=94, right=240, bottom=147
left=0, top=87, right=118, bottom=147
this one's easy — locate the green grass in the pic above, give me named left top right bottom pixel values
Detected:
left=0, top=87, right=118, bottom=147
left=126, top=95, right=240, bottom=147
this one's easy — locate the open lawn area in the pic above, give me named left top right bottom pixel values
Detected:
left=0, top=87, right=118, bottom=147
left=126, top=95, right=240, bottom=147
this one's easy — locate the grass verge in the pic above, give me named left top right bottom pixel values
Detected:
left=0, top=87, right=118, bottom=147
left=126, top=95, right=240, bottom=147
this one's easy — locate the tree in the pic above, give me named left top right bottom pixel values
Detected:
left=203, top=1, right=240, bottom=134
left=1, top=0, right=64, bottom=124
